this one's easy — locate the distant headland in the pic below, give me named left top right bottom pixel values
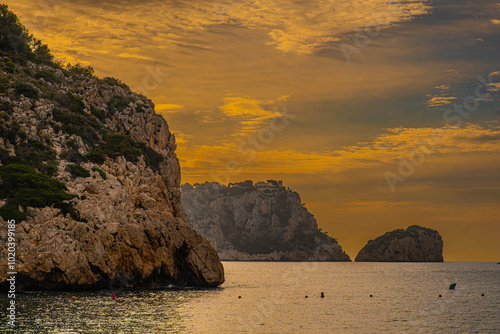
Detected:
left=181, top=180, right=351, bottom=261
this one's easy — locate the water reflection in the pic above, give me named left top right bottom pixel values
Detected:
left=1, top=262, right=499, bottom=333
left=1, top=288, right=222, bottom=333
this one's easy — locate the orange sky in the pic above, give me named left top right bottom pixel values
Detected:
left=6, top=0, right=500, bottom=261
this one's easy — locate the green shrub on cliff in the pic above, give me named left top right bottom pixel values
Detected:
left=137, top=142, right=165, bottom=171
left=52, top=106, right=101, bottom=145
left=3, top=60, right=15, bottom=74
left=66, top=63, right=94, bottom=78
left=14, top=81, right=38, bottom=98
left=0, top=164, right=77, bottom=221
left=90, top=104, right=106, bottom=121
left=108, top=95, right=135, bottom=114
left=0, top=5, right=53, bottom=65
left=86, top=133, right=142, bottom=163
left=13, top=140, right=57, bottom=169
left=1, top=121, right=26, bottom=144
left=0, top=74, right=12, bottom=93
left=35, top=69, right=61, bottom=83
left=92, top=167, right=107, bottom=180
left=0, top=140, right=57, bottom=171
left=67, top=92, right=85, bottom=113
left=66, top=164, right=91, bottom=178
left=103, top=77, right=129, bottom=90
left=85, top=134, right=165, bottom=171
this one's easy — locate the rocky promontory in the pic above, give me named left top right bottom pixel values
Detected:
left=355, top=225, right=443, bottom=262
left=181, top=180, right=351, bottom=261
left=0, top=6, right=224, bottom=291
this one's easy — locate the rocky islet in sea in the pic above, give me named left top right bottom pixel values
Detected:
left=355, top=225, right=444, bottom=262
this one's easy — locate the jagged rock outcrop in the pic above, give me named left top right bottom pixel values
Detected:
left=0, top=6, right=224, bottom=290
left=181, top=180, right=351, bottom=261
left=355, top=225, right=443, bottom=262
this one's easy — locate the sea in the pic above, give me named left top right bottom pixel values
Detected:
left=1, top=262, right=499, bottom=333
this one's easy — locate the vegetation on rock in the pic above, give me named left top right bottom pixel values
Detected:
left=0, top=5, right=164, bottom=220
left=0, top=164, right=77, bottom=221
left=92, top=167, right=107, bottom=180
left=0, top=5, right=225, bottom=291
left=66, top=164, right=91, bottom=178
left=182, top=180, right=350, bottom=261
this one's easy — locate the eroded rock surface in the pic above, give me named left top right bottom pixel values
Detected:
left=0, top=12, right=224, bottom=290
left=355, top=225, right=443, bottom=262
left=182, top=181, right=351, bottom=261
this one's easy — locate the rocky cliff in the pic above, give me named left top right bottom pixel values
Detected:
left=181, top=180, right=351, bottom=261
left=355, top=225, right=443, bottom=262
left=0, top=6, right=224, bottom=290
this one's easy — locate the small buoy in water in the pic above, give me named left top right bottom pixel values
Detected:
left=72, top=296, right=75, bottom=300
left=370, top=295, right=373, bottom=298
left=321, top=292, right=325, bottom=298
left=439, top=295, right=442, bottom=298
left=305, top=295, right=308, bottom=298
left=449, top=283, right=457, bottom=290
left=158, top=296, right=162, bottom=300
left=238, top=296, right=241, bottom=299
left=112, top=294, right=116, bottom=300
left=481, top=294, right=484, bottom=296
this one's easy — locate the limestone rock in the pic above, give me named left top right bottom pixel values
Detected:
left=0, top=25, right=224, bottom=290
left=181, top=181, right=351, bottom=261
left=355, top=225, right=443, bottom=262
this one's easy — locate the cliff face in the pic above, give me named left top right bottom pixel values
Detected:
left=181, top=181, right=351, bottom=261
left=355, top=225, right=443, bottom=262
left=0, top=7, right=224, bottom=290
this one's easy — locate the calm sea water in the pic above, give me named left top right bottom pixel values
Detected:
left=1, top=262, right=499, bottom=333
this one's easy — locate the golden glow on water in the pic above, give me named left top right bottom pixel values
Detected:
left=5, top=0, right=500, bottom=260
left=2, top=262, right=499, bottom=332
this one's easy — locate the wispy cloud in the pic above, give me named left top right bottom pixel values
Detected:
left=172, top=131, right=193, bottom=144
left=218, top=96, right=287, bottom=135
left=179, top=122, right=500, bottom=177
left=229, top=0, right=432, bottom=54
left=117, top=53, right=154, bottom=61
left=426, top=96, right=457, bottom=108
left=156, top=104, right=184, bottom=113
left=13, top=0, right=432, bottom=58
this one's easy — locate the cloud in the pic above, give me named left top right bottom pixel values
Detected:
left=172, top=131, right=193, bottom=144
left=341, top=201, right=415, bottom=208
left=14, top=0, right=432, bottom=57
left=218, top=96, right=287, bottom=135
left=426, top=96, right=456, bottom=108
left=156, top=104, right=184, bottom=113
left=485, top=71, right=500, bottom=92
left=178, top=122, right=500, bottom=178
left=229, top=0, right=432, bottom=54
left=434, top=84, right=451, bottom=90
left=117, top=53, right=154, bottom=61
left=220, top=97, right=277, bottom=120
left=459, top=133, right=500, bottom=143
